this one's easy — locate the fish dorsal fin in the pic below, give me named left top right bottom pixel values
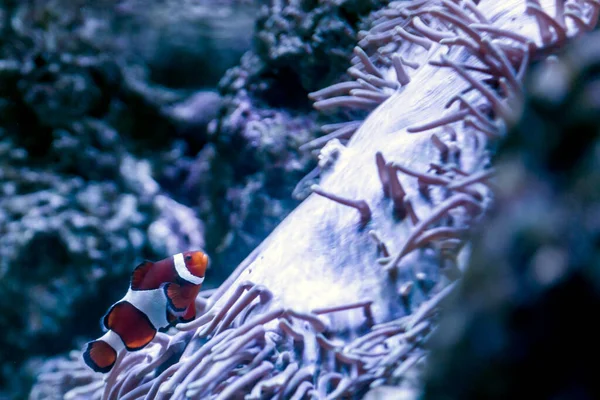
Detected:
left=164, top=283, right=194, bottom=312
left=130, top=260, right=154, bottom=290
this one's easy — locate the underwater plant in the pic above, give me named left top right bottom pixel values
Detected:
left=30, top=0, right=600, bottom=399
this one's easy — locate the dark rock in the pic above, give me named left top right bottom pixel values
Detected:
left=423, top=31, right=600, bottom=400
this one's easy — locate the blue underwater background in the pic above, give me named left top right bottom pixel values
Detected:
left=1, top=0, right=600, bottom=399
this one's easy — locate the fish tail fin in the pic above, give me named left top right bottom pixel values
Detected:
left=83, top=339, right=117, bottom=373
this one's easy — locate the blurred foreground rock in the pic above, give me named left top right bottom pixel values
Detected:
left=423, top=31, right=600, bottom=400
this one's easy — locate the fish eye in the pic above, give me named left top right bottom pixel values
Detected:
left=185, top=255, right=192, bottom=261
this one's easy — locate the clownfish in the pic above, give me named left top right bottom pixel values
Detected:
left=82, top=250, right=209, bottom=373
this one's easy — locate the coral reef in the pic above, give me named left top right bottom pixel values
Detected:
left=238, top=0, right=387, bottom=102
left=29, top=0, right=600, bottom=399
left=0, top=127, right=206, bottom=396
left=0, top=0, right=253, bottom=396
left=109, top=0, right=257, bottom=89
left=203, top=0, right=392, bottom=276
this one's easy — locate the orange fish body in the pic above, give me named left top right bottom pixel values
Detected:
left=83, top=250, right=209, bottom=373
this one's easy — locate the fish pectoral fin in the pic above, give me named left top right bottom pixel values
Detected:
left=130, top=260, right=155, bottom=290
left=164, top=283, right=195, bottom=312
left=167, top=309, right=178, bottom=323
left=180, top=303, right=197, bottom=323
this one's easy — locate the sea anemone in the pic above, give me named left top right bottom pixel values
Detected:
left=31, top=0, right=600, bottom=399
